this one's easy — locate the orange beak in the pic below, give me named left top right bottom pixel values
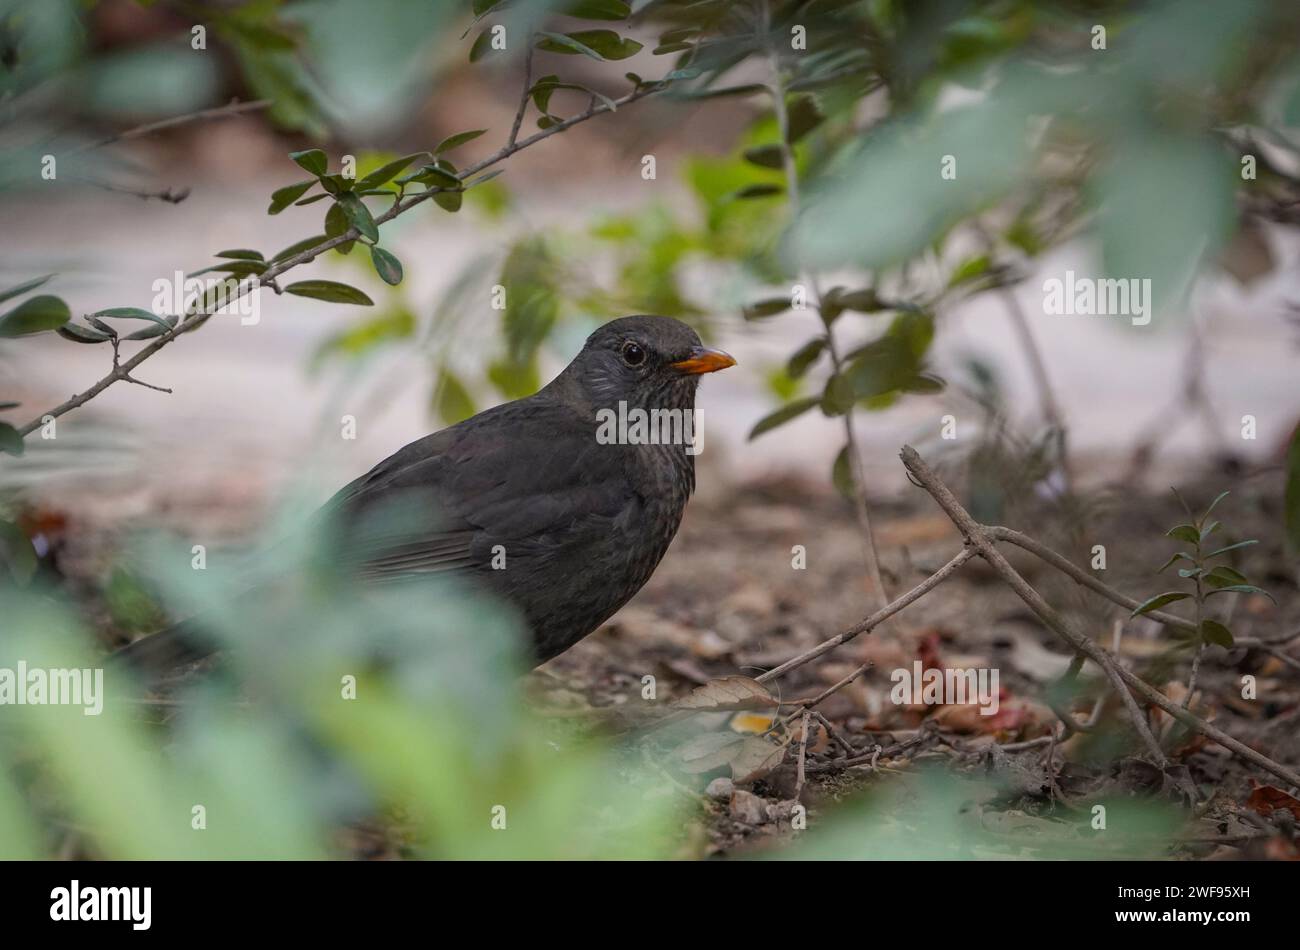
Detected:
left=670, top=346, right=737, bottom=375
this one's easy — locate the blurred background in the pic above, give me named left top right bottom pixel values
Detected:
left=1, top=0, right=1299, bottom=860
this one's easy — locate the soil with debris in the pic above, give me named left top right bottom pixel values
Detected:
left=19, top=455, right=1300, bottom=860
left=530, top=460, right=1300, bottom=860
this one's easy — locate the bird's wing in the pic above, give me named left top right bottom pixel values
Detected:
left=323, top=397, right=634, bottom=583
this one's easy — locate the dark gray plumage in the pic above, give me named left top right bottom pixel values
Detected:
left=117, top=315, right=734, bottom=671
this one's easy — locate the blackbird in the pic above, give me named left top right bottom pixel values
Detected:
left=117, top=315, right=734, bottom=672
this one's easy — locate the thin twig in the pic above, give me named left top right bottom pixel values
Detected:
left=66, top=99, right=271, bottom=156
left=900, top=444, right=1300, bottom=791
left=755, top=547, right=976, bottom=684
left=763, top=0, right=889, bottom=611
left=507, top=41, right=536, bottom=148
left=984, top=525, right=1199, bottom=634
left=793, top=710, right=811, bottom=801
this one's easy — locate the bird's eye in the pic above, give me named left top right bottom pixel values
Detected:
left=621, top=341, right=646, bottom=366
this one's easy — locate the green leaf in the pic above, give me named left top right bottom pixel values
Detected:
left=536, top=30, right=642, bottom=60
left=786, top=94, right=824, bottom=144
left=1203, top=489, right=1230, bottom=520
left=215, top=249, right=265, bottom=261
left=1129, top=591, right=1191, bottom=618
left=742, top=144, right=785, bottom=169
left=433, top=190, right=464, bottom=212
left=1096, top=135, right=1235, bottom=319
left=0, top=423, right=23, bottom=457
left=831, top=444, right=855, bottom=499
left=1204, top=565, right=1248, bottom=587
left=294, top=193, right=330, bottom=207
left=356, top=153, right=427, bottom=190
left=57, top=324, right=113, bottom=344
left=271, top=234, right=328, bottom=263
left=748, top=397, right=820, bottom=440
left=820, top=372, right=856, bottom=416
left=743, top=297, right=789, bottom=320
left=325, top=202, right=349, bottom=240
left=0, top=516, right=36, bottom=578
left=123, top=314, right=179, bottom=341
left=0, top=274, right=54, bottom=305
left=786, top=337, right=826, bottom=379
left=1286, top=426, right=1300, bottom=553
left=565, top=0, right=630, bottom=19
left=831, top=288, right=886, bottom=312
left=92, top=307, right=174, bottom=332
left=289, top=148, right=328, bottom=177
left=319, top=174, right=352, bottom=196
left=188, top=260, right=268, bottom=278
left=947, top=254, right=991, bottom=288
left=283, top=281, right=374, bottom=305
left=0, top=295, right=70, bottom=337
left=369, top=247, right=403, bottom=286
left=269, top=180, right=315, bottom=214
left=338, top=194, right=379, bottom=243
left=1205, top=584, right=1275, bottom=603
left=434, top=130, right=487, bottom=154
left=402, top=163, right=461, bottom=189
left=1200, top=619, right=1234, bottom=648
left=1155, top=551, right=1195, bottom=572
left=529, top=75, right=619, bottom=113
left=733, top=183, right=783, bottom=200
left=1205, top=539, right=1258, bottom=559
left=1165, top=524, right=1200, bottom=545
left=434, top=369, right=477, bottom=425
left=1177, top=567, right=1202, bottom=578
left=469, top=29, right=495, bottom=63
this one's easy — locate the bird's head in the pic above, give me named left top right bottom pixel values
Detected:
left=554, top=315, right=736, bottom=413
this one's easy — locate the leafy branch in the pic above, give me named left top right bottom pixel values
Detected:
left=1132, top=489, right=1272, bottom=704
left=7, top=43, right=670, bottom=445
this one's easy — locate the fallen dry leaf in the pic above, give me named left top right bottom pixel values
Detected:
left=676, top=732, right=745, bottom=773
left=729, top=736, right=788, bottom=784
left=673, top=675, right=778, bottom=712
left=673, top=731, right=787, bottom=784
left=1246, top=784, right=1300, bottom=821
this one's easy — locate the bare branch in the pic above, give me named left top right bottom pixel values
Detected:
left=67, top=99, right=271, bottom=156
left=755, top=547, right=976, bottom=684
left=900, top=444, right=1300, bottom=791
left=507, top=41, right=536, bottom=148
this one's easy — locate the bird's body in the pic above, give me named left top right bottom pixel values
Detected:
left=117, top=315, right=733, bottom=672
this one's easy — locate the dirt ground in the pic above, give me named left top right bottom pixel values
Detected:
left=526, top=457, right=1300, bottom=859
left=18, top=448, right=1300, bottom=860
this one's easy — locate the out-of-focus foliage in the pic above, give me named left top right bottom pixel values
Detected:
left=0, top=491, right=680, bottom=859
left=783, top=766, right=1186, bottom=860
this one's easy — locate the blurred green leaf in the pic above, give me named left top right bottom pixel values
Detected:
left=749, top=396, right=819, bottom=439
left=434, top=368, right=477, bottom=425
left=0, top=423, right=23, bottom=457
left=536, top=30, right=642, bottom=61
left=0, top=274, right=54, bottom=306
left=0, top=295, right=70, bottom=337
